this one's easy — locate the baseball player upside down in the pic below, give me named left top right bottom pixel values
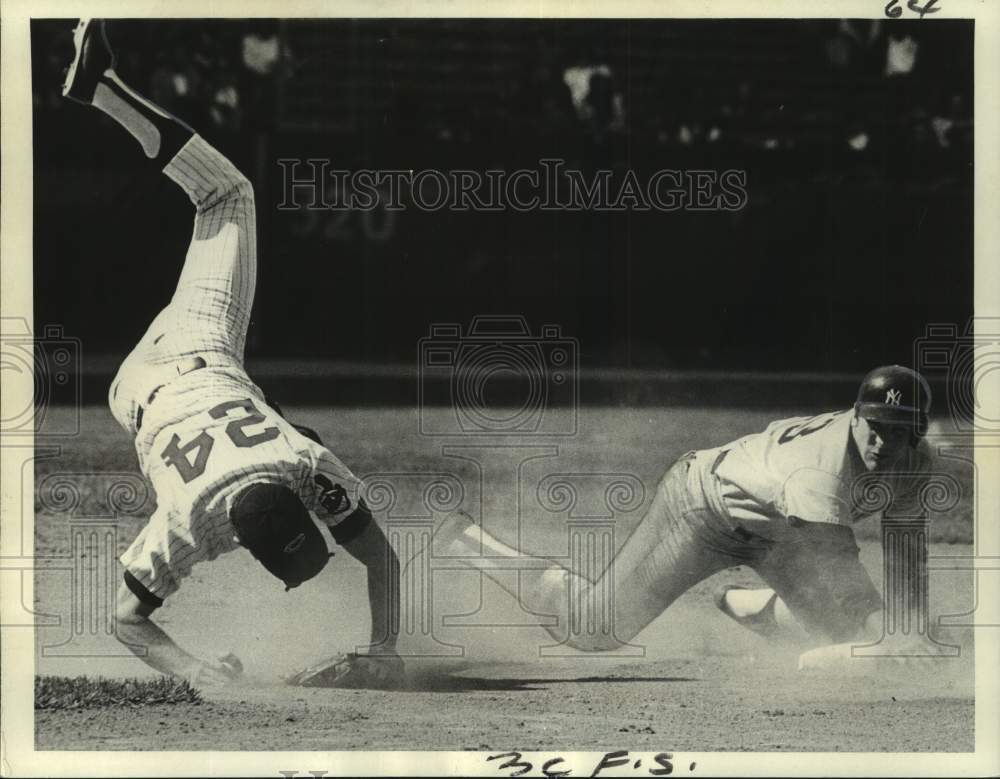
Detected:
left=63, top=19, right=402, bottom=688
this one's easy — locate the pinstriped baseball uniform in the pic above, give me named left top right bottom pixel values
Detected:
left=112, top=135, right=363, bottom=602
left=109, top=134, right=257, bottom=440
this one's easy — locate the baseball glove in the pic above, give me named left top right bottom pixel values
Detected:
left=286, top=652, right=405, bottom=689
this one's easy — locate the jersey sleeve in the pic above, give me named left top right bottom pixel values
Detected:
left=299, top=441, right=366, bottom=529
left=714, top=410, right=855, bottom=526
left=120, top=506, right=187, bottom=602
left=777, top=466, right=851, bottom=525
left=119, top=502, right=237, bottom=602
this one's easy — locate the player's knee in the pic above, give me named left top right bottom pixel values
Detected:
left=201, top=168, right=254, bottom=213
left=230, top=176, right=255, bottom=206
left=215, top=150, right=254, bottom=198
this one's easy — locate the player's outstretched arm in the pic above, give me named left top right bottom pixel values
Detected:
left=115, top=582, right=242, bottom=685
left=337, top=515, right=401, bottom=657
left=286, top=510, right=404, bottom=689
left=796, top=608, right=957, bottom=670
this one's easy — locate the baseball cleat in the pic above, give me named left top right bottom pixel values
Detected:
left=714, top=584, right=779, bottom=638
left=62, top=18, right=116, bottom=104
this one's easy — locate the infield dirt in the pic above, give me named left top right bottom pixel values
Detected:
left=31, top=406, right=976, bottom=751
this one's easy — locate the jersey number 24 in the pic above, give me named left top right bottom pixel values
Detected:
left=160, top=399, right=280, bottom=483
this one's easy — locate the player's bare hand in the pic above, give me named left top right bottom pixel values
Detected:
left=798, top=640, right=958, bottom=671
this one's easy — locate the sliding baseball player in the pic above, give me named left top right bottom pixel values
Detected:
left=437, top=365, right=940, bottom=669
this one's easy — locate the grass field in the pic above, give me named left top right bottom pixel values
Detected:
left=35, top=675, right=202, bottom=709
left=30, top=404, right=976, bottom=751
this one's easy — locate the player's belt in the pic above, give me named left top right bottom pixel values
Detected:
left=135, top=355, right=207, bottom=432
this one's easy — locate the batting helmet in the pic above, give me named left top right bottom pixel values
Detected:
left=229, top=482, right=329, bottom=589
left=854, top=365, right=932, bottom=436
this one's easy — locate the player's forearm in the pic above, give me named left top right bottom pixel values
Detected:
left=341, top=521, right=401, bottom=652
left=364, top=551, right=400, bottom=651
left=117, top=614, right=207, bottom=681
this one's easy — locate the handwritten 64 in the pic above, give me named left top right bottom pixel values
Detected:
left=487, top=750, right=696, bottom=777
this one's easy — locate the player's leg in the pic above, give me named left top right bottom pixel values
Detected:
left=744, top=518, right=883, bottom=646
left=64, top=20, right=258, bottom=435
left=436, top=457, right=756, bottom=651
left=63, top=20, right=193, bottom=165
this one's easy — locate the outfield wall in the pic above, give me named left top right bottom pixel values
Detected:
left=64, top=358, right=958, bottom=413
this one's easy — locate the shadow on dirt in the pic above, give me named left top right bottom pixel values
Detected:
left=401, top=674, right=700, bottom=692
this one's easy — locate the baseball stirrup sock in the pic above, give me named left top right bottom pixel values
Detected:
left=440, top=521, right=585, bottom=613
left=91, top=70, right=193, bottom=164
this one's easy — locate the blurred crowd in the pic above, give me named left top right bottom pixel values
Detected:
left=31, top=19, right=972, bottom=371
left=33, top=19, right=971, bottom=176
left=33, top=20, right=289, bottom=133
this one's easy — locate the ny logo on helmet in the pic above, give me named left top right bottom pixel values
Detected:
left=885, top=389, right=902, bottom=406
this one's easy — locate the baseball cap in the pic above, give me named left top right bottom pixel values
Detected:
left=229, top=482, right=329, bottom=588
